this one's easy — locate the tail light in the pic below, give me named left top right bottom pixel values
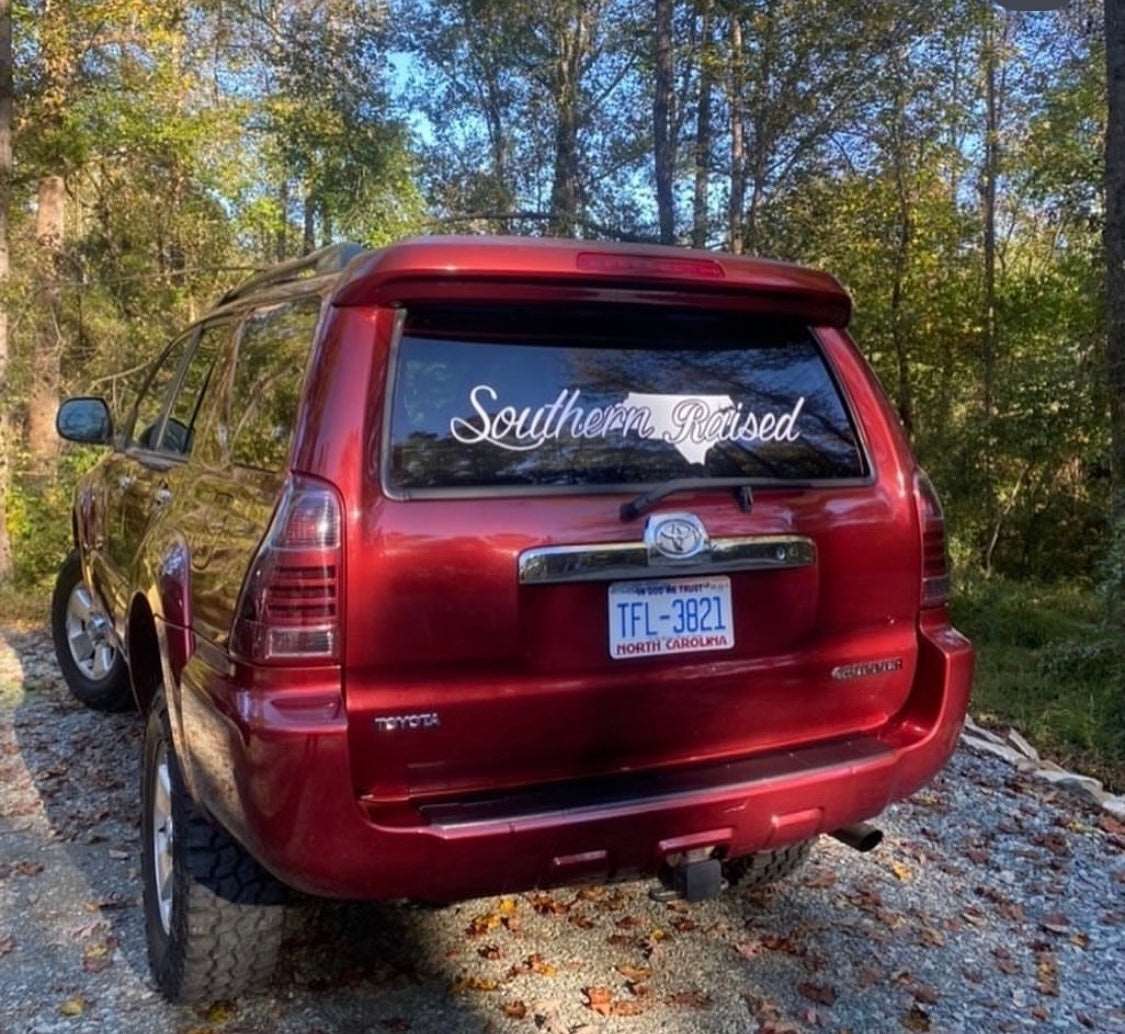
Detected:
left=915, top=469, right=949, bottom=609
left=230, top=475, right=342, bottom=663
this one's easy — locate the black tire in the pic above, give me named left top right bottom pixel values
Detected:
left=724, top=838, right=815, bottom=890
left=50, top=550, right=133, bottom=712
left=142, top=695, right=287, bottom=1003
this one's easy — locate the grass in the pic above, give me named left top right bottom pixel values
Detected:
left=952, top=575, right=1125, bottom=794
left=0, top=580, right=50, bottom=628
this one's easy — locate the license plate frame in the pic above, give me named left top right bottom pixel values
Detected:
left=608, top=575, right=735, bottom=660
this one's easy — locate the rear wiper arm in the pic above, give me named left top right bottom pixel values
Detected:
left=620, top=478, right=755, bottom=522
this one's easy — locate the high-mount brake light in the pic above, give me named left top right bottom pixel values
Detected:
left=915, top=469, right=950, bottom=609
left=230, top=475, right=342, bottom=664
left=576, top=252, right=725, bottom=280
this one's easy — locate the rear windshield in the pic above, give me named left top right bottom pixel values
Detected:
left=386, top=305, right=867, bottom=492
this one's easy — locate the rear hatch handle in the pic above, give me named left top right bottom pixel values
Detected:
left=621, top=478, right=754, bottom=522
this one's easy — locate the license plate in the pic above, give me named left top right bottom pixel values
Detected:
left=608, top=576, right=735, bottom=660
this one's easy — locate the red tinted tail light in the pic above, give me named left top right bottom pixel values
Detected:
left=231, top=475, right=342, bottom=663
left=915, top=469, right=949, bottom=609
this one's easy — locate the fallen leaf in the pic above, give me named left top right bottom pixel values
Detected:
left=902, top=1005, right=931, bottom=1032
left=467, top=912, right=502, bottom=937
left=1102, top=814, right=1125, bottom=836
left=736, top=939, right=764, bottom=960
left=14, top=861, right=44, bottom=876
left=798, top=982, right=836, bottom=1007
left=497, top=898, right=518, bottom=917
left=0, top=935, right=14, bottom=956
left=82, top=939, right=114, bottom=974
left=1035, top=952, right=1059, bottom=997
left=451, top=975, right=499, bottom=993
left=529, top=894, right=568, bottom=916
left=913, top=984, right=939, bottom=1005
left=58, top=997, right=85, bottom=1018
left=583, top=986, right=613, bottom=1016
left=202, top=1001, right=237, bottom=1025
left=917, top=926, right=946, bottom=948
left=804, top=869, right=837, bottom=889
left=890, top=861, right=914, bottom=882
left=501, top=1001, right=528, bottom=1020
left=1040, top=912, right=1070, bottom=935
left=615, top=964, right=651, bottom=982
left=665, top=989, right=711, bottom=1009
left=478, top=943, right=502, bottom=960
left=527, top=954, right=557, bottom=977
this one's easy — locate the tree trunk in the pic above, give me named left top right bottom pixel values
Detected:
left=320, top=197, right=333, bottom=248
left=981, top=12, right=1000, bottom=550
left=303, top=192, right=316, bottom=254
left=276, top=179, right=289, bottom=262
left=27, top=174, right=65, bottom=465
left=0, top=0, right=12, bottom=580
left=653, top=0, right=675, bottom=244
left=691, top=2, right=713, bottom=249
left=1105, top=0, right=1125, bottom=621
left=890, top=55, right=914, bottom=438
left=548, top=12, right=583, bottom=240
left=727, top=13, right=745, bottom=254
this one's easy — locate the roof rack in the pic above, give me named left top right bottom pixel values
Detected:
left=219, top=242, right=369, bottom=305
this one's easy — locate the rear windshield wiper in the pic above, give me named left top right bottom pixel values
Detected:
left=620, top=478, right=755, bottom=522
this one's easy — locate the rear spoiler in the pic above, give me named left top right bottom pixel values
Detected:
left=331, top=236, right=853, bottom=328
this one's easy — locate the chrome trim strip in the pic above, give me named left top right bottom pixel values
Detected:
left=518, top=534, right=816, bottom=585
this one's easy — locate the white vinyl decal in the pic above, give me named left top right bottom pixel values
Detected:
left=449, top=385, right=805, bottom=465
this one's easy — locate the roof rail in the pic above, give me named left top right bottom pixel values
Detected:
left=219, top=242, right=369, bottom=305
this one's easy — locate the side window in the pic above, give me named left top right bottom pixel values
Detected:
left=225, top=298, right=321, bottom=472
left=129, top=332, right=195, bottom=450
left=159, top=322, right=234, bottom=456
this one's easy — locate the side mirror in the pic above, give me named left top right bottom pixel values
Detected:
left=56, top=397, right=113, bottom=445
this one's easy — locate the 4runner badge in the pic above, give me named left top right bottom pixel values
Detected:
left=374, top=713, right=441, bottom=732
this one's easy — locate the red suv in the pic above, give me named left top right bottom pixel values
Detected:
left=52, top=236, right=973, bottom=1002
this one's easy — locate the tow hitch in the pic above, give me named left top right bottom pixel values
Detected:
left=652, top=848, right=725, bottom=903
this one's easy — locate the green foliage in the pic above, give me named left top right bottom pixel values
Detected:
left=953, top=575, right=1125, bottom=791
left=4, top=448, right=100, bottom=590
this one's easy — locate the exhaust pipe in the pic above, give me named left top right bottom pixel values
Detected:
left=831, top=822, right=883, bottom=853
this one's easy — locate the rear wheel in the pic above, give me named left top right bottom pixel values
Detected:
left=723, top=838, right=815, bottom=891
left=142, top=694, right=287, bottom=1003
left=51, top=550, right=132, bottom=712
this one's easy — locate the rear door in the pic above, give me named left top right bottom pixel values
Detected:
left=345, top=303, right=918, bottom=804
left=95, top=330, right=196, bottom=623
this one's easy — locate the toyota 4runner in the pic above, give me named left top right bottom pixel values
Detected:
left=52, top=236, right=974, bottom=1002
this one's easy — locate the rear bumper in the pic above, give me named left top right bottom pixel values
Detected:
left=180, top=614, right=972, bottom=901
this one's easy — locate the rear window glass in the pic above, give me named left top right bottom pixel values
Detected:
left=226, top=297, right=321, bottom=472
left=387, top=306, right=866, bottom=491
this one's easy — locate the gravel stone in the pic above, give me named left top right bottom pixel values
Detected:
left=1, top=625, right=1124, bottom=1033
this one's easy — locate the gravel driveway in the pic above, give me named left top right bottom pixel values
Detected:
left=1, top=624, right=1123, bottom=1034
